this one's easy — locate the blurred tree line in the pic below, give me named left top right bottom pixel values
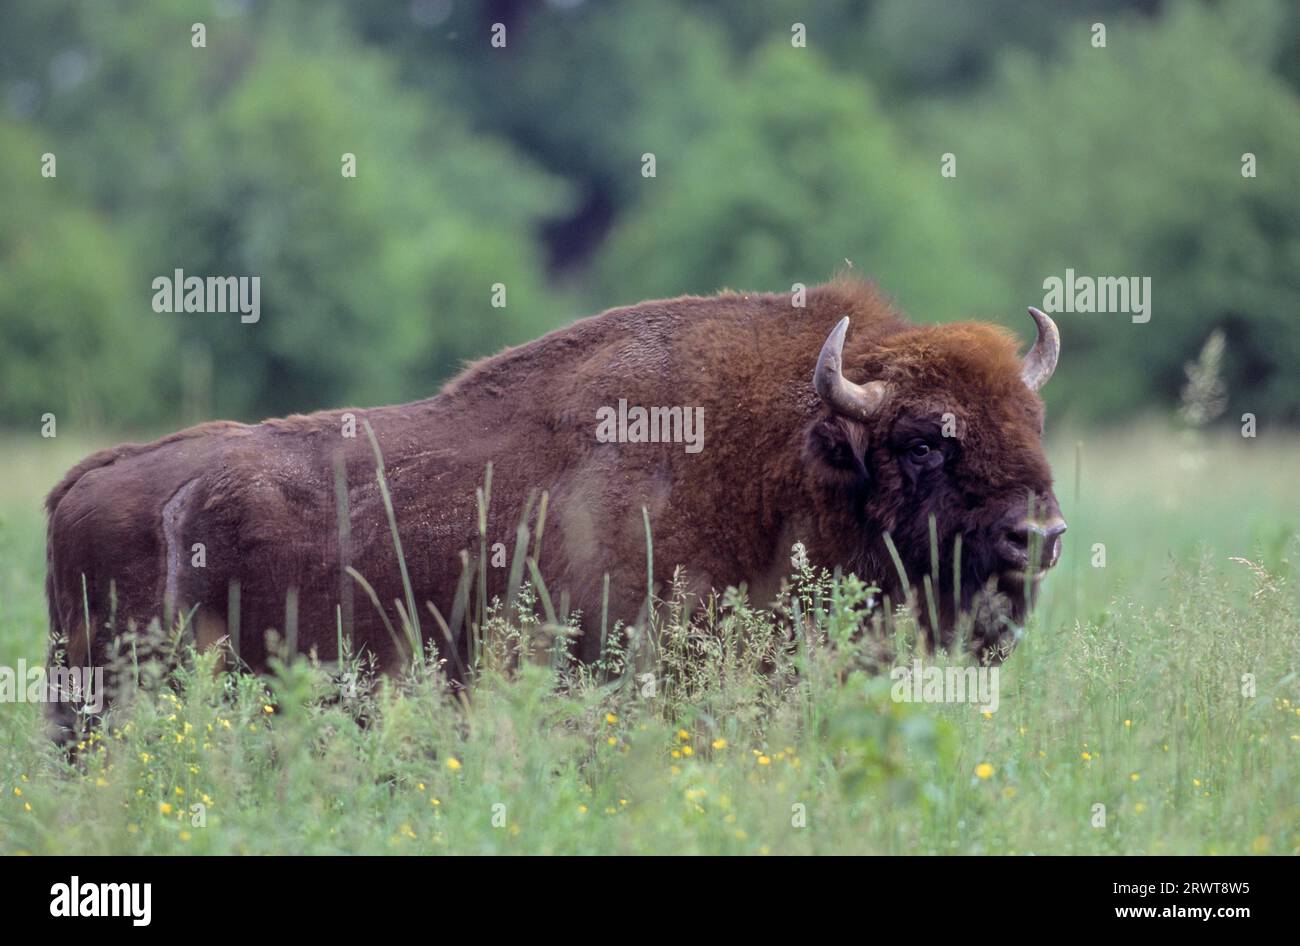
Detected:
left=1, top=0, right=1297, bottom=430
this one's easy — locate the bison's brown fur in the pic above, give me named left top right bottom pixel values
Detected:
left=45, top=278, right=1062, bottom=731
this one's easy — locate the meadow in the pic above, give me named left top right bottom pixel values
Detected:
left=0, top=425, right=1296, bottom=855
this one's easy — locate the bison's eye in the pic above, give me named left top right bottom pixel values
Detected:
left=902, top=439, right=944, bottom=473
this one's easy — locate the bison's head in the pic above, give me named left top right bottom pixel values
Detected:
left=806, top=308, right=1066, bottom=662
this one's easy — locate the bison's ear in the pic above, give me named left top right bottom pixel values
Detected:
left=805, top=415, right=872, bottom=486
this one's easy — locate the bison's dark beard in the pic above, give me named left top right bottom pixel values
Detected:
left=870, top=526, right=1041, bottom=666
left=963, top=575, right=1034, bottom=663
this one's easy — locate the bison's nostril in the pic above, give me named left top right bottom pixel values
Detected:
left=1004, top=517, right=1067, bottom=570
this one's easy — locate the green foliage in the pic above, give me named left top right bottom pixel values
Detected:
left=592, top=43, right=991, bottom=318
left=0, top=0, right=568, bottom=424
left=144, top=9, right=569, bottom=417
left=0, top=121, right=176, bottom=428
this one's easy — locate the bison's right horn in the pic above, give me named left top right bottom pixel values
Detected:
left=814, top=316, right=887, bottom=422
left=1021, top=306, right=1060, bottom=391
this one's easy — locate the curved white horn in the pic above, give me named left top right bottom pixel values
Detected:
left=1021, top=306, right=1060, bottom=391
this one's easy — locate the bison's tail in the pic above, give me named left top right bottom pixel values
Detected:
left=43, top=527, right=79, bottom=745
left=44, top=445, right=125, bottom=648
left=44, top=445, right=138, bottom=744
left=44, top=516, right=85, bottom=745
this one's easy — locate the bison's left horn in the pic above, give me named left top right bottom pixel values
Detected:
left=1021, top=306, right=1060, bottom=392
left=814, top=316, right=887, bottom=421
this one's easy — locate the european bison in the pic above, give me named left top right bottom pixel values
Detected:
left=45, top=278, right=1064, bottom=733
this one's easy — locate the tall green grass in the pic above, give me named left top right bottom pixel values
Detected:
left=0, top=426, right=1295, bottom=854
